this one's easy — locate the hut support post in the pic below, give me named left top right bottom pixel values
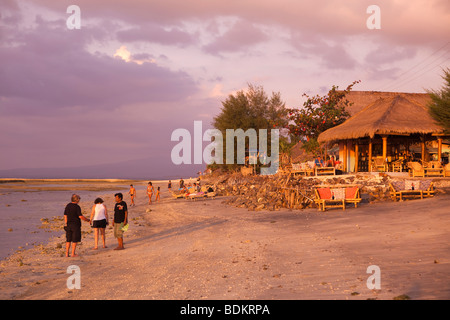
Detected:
left=343, top=141, right=348, bottom=172
left=438, top=137, right=442, bottom=162
left=368, top=139, right=373, bottom=172
left=382, top=136, right=388, bottom=160
left=355, top=142, right=359, bottom=172
left=382, top=135, right=388, bottom=171
left=421, top=135, right=426, bottom=163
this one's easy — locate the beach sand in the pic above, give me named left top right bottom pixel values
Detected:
left=0, top=179, right=449, bottom=300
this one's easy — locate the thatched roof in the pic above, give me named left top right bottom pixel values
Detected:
left=290, top=141, right=315, bottom=162
left=342, top=91, right=433, bottom=116
left=318, top=94, right=444, bottom=143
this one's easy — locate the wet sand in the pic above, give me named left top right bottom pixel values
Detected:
left=0, top=180, right=449, bottom=300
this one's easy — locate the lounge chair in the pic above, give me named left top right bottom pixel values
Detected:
left=201, top=186, right=216, bottom=199
left=171, top=192, right=185, bottom=199
left=428, top=161, right=442, bottom=168
left=185, top=192, right=206, bottom=200
left=408, top=161, right=425, bottom=177
left=445, top=163, right=450, bottom=177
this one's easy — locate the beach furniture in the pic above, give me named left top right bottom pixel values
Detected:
left=314, top=185, right=361, bottom=211
left=315, top=166, right=336, bottom=176
left=200, top=186, right=216, bottom=199
left=445, top=163, right=450, bottom=177
left=171, top=192, right=185, bottom=199
left=390, top=160, right=403, bottom=172
left=389, top=180, right=435, bottom=201
left=423, top=161, right=445, bottom=177
left=185, top=192, right=206, bottom=200
left=371, top=158, right=387, bottom=172
left=407, top=161, right=425, bottom=177
left=291, top=163, right=314, bottom=176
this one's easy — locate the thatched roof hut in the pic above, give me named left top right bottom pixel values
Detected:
left=318, top=95, right=444, bottom=144
left=317, top=93, right=448, bottom=172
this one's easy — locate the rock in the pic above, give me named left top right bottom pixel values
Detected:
left=206, top=170, right=396, bottom=211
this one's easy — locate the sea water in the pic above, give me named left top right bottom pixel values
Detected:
left=0, top=182, right=132, bottom=260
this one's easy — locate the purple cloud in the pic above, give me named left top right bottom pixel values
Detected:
left=0, top=18, right=198, bottom=116
left=116, top=24, right=196, bottom=47
left=203, top=20, right=269, bottom=55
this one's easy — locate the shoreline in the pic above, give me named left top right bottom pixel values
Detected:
left=1, top=178, right=449, bottom=300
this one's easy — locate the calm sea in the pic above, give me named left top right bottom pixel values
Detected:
left=0, top=182, right=137, bottom=260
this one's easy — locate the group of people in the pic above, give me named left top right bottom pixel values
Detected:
left=146, top=182, right=161, bottom=204
left=314, top=155, right=339, bottom=168
left=64, top=193, right=128, bottom=257
left=175, top=178, right=202, bottom=195
left=64, top=181, right=169, bottom=257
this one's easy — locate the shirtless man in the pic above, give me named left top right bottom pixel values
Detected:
left=129, top=184, right=136, bottom=206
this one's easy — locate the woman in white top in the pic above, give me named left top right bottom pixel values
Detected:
left=89, top=198, right=109, bottom=249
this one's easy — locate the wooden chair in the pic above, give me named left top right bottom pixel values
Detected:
left=445, top=163, right=450, bottom=177
left=291, top=163, right=314, bottom=176
left=428, top=161, right=442, bottom=168
left=314, top=187, right=345, bottom=211
left=389, top=180, right=434, bottom=201
left=391, top=160, right=403, bottom=172
left=371, top=158, right=386, bottom=172
left=344, top=186, right=362, bottom=208
left=314, top=185, right=361, bottom=211
left=408, top=162, right=425, bottom=177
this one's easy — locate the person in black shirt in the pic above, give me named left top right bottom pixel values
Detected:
left=64, top=194, right=90, bottom=257
left=113, top=193, right=128, bottom=250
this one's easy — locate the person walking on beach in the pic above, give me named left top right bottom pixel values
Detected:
left=168, top=180, right=172, bottom=191
left=129, top=184, right=136, bottom=207
left=89, top=198, right=108, bottom=250
left=147, top=182, right=154, bottom=205
left=113, top=193, right=128, bottom=250
left=64, top=194, right=90, bottom=257
left=155, top=186, right=161, bottom=202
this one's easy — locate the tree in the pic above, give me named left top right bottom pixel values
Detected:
left=211, top=84, right=289, bottom=171
left=213, top=84, right=288, bottom=132
left=427, top=68, right=450, bottom=131
left=287, top=80, right=360, bottom=155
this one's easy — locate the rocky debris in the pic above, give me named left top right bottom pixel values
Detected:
left=201, top=171, right=404, bottom=211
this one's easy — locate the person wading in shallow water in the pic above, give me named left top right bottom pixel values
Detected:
left=113, top=193, right=128, bottom=250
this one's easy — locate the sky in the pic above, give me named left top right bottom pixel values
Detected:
left=0, top=0, right=449, bottom=179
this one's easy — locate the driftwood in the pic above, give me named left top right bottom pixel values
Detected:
left=200, top=171, right=404, bottom=211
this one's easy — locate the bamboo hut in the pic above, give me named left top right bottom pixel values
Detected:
left=318, top=94, right=448, bottom=172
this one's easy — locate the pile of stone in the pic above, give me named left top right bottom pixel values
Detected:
left=201, top=171, right=399, bottom=211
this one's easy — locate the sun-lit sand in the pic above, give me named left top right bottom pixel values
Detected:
left=0, top=179, right=449, bottom=300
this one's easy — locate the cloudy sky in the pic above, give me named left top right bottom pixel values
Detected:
left=0, top=0, right=449, bottom=178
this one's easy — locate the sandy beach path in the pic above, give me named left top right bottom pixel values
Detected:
left=1, top=185, right=449, bottom=300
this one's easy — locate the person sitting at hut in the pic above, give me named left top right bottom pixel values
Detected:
left=314, top=156, right=325, bottom=168
left=326, top=155, right=336, bottom=167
